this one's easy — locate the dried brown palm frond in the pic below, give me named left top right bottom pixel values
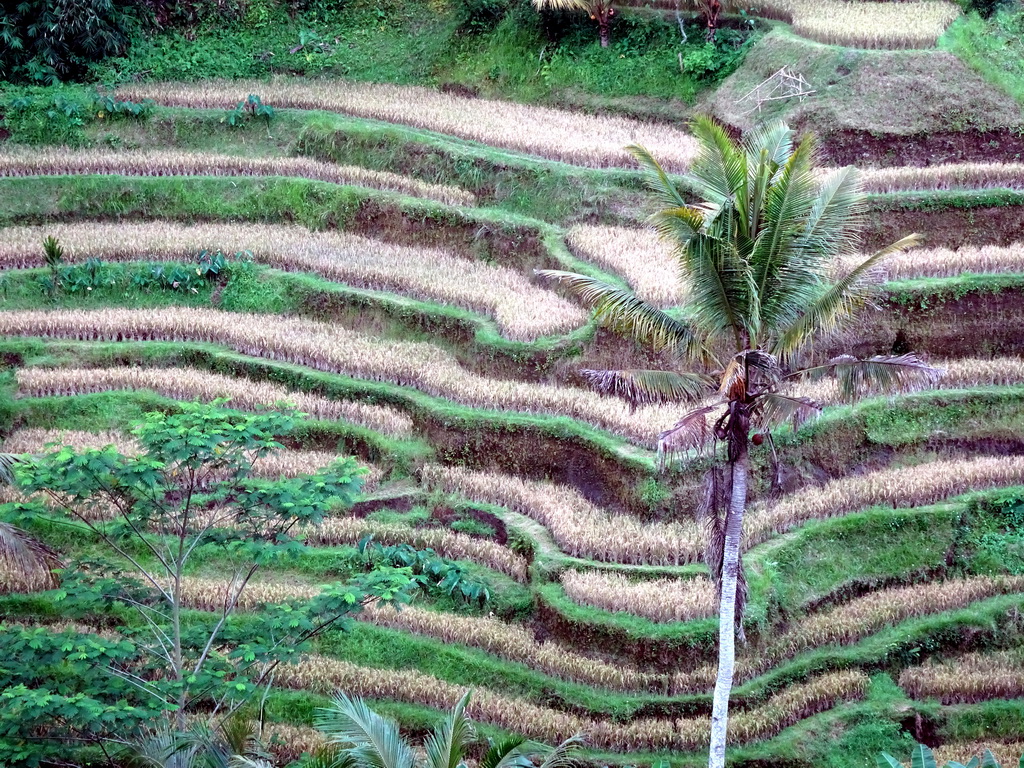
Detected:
left=579, top=368, right=712, bottom=410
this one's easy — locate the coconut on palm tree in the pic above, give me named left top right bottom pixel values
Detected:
left=541, top=116, right=941, bottom=768
left=533, top=0, right=617, bottom=47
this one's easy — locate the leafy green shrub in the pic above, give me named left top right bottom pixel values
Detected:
left=455, top=0, right=516, bottom=34
left=224, top=94, right=277, bottom=129
left=0, top=0, right=137, bottom=83
left=358, top=536, right=492, bottom=606
left=0, top=88, right=94, bottom=146
left=92, top=93, right=154, bottom=120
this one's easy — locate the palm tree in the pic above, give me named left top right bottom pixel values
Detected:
left=0, top=453, right=60, bottom=592
left=540, top=116, right=941, bottom=768
left=533, top=0, right=618, bottom=48
left=316, top=691, right=582, bottom=768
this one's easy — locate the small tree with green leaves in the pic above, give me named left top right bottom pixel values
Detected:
left=13, top=401, right=420, bottom=735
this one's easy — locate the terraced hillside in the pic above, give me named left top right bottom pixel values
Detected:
left=3, top=65, right=1024, bottom=768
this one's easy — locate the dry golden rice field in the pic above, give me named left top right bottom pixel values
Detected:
left=619, top=0, right=959, bottom=48
left=0, top=307, right=682, bottom=444
left=115, top=79, right=700, bottom=172
left=0, top=148, right=475, bottom=206
left=10, top=61, right=1024, bottom=766
left=0, top=222, right=585, bottom=340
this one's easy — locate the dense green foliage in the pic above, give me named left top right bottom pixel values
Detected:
left=941, top=7, right=1024, bottom=105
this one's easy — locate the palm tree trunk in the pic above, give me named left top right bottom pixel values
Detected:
left=598, top=19, right=609, bottom=47
left=708, top=445, right=748, bottom=768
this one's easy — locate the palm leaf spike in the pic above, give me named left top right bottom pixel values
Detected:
left=478, top=736, right=532, bottom=768
left=877, top=754, right=905, bottom=768
left=423, top=691, right=474, bottom=768
left=536, top=269, right=704, bottom=358
left=625, top=143, right=688, bottom=209
left=982, top=751, right=1001, bottom=768
left=315, top=693, right=417, bottom=768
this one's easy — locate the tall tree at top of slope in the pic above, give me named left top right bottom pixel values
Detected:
left=541, top=116, right=941, bottom=768
left=532, top=0, right=618, bottom=47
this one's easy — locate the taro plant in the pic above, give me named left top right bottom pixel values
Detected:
left=359, top=537, right=492, bottom=607
left=224, top=94, right=275, bottom=131
left=540, top=117, right=941, bottom=768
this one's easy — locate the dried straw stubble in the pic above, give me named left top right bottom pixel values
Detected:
left=278, top=656, right=867, bottom=751
left=900, top=651, right=1024, bottom=704
left=0, top=308, right=678, bottom=446
left=773, top=0, right=959, bottom=48
left=568, top=225, right=1024, bottom=289
left=774, top=576, right=1024, bottom=655
left=115, top=79, right=700, bottom=173
left=0, top=147, right=474, bottom=207
left=15, top=365, right=414, bottom=438
left=181, top=573, right=711, bottom=692
left=3, top=427, right=381, bottom=489
left=566, top=225, right=684, bottom=308
left=308, top=516, right=529, bottom=582
left=745, top=455, right=1024, bottom=546
left=857, top=162, right=1024, bottom=194
left=0, top=222, right=584, bottom=341
left=424, top=465, right=703, bottom=565
left=560, top=569, right=715, bottom=623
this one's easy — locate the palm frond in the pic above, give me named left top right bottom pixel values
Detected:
left=478, top=736, right=531, bottom=768
left=304, top=748, right=361, bottom=768
left=536, top=735, right=585, bottom=768
left=798, top=166, right=865, bottom=260
left=537, top=270, right=702, bottom=356
left=0, top=521, right=61, bottom=590
left=798, top=353, right=943, bottom=400
left=748, top=136, right=821, bottom=335
left=423, top=691, right=475, bottom=768
left=657, top=403, right=723, bottom=468
left=579, top=368, right=712, bottom=409
left=755, top=392, right=820, bottom=430
left=648, top=204, right=705, bottom=254
left=773, top=233, right=923, bottom=361
left=0, top=453, right=24, bottom=485
left=689, top=114, right=748, bottom=211
left=677, top=233, right=750, bottom=348
left=741, top=120, right=793, bottom=169
left=532, top=0, right=590, bottom=10
left=315, top=694, right=416, bottom=768
left=228, top=759, right=275, bottom=768
left=626, top=144, right=687, bottom=209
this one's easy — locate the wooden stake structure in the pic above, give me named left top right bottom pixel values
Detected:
left=738, top=67, right=815, bottom=114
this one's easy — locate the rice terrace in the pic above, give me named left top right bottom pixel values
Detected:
left=2, top=0, right=1024, bottom=766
